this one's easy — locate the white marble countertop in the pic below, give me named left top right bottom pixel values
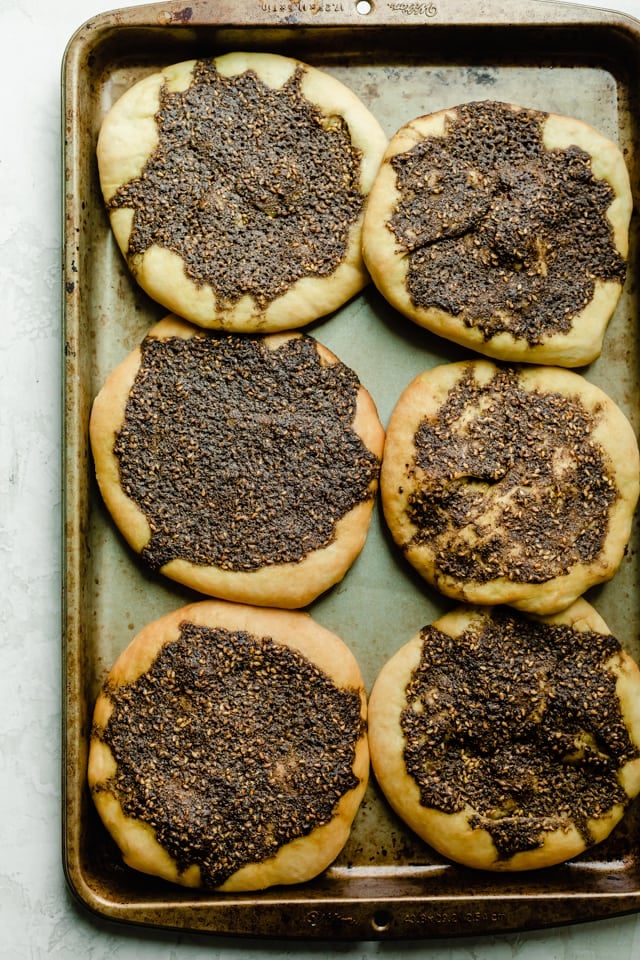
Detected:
left=4, top=0, right=640, bottom=955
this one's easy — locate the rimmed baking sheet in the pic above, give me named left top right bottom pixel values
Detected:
left=63, top=0, right=640, bottom=939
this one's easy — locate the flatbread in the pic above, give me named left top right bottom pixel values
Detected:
left=88, top=600, right=369, bottom=890
left=97, top=51, right=388, bottom=332
left=368, top=600, right=640, bottom=871
left=362, top=100, right=632, bottom=366
left=89, top=315, right=384, bottom=608
left=380, top=359, right=639, bottom=615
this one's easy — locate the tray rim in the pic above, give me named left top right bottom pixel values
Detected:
left=62, top=0, right=640, bottom=940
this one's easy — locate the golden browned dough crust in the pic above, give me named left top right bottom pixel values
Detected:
left=380, top=359, right=639, bottom=615
left=97, top=51, right=388, bottom=332
left=362, top=100, right=632, bottom=366
left=368, top=600, right=640, bottom=871
left=88, top=599, right=369, bottom=891
left=89, top=315, right=384, bottom=608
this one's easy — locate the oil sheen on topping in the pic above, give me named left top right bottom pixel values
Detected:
left=401, top=609, right=637, bottom=860
left=388, top=101, right=626, bottom=343
left=114, top=333, right=380, bottom=572
left=95, top=622, right=364, bottom=887
left=108, top=60, right=365, bottom=307
left=406, top=365, right=616, bottom=584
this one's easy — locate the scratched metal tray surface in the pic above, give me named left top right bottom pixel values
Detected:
left=62, top=0, right=640, bottom=940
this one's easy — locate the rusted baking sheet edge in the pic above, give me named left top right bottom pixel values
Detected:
left=62, top=0, right=638, bottom=30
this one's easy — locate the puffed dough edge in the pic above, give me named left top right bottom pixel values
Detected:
left=89, top=315, right=385, bottom=608
left=367, top=599, right=640, bottom=872
left=88, top=599, right=369, bottom=890
left=97, top=52, right=388, bottom=332
left=380, top=359, right=640, bottom=615
left=362, top=102, right=632, bottom=367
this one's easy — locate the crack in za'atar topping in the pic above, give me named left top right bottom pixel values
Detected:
left=388, top=101, right=627, bottom=344
left=107, top=59, right=365, bottom=308
left=401, top=609, right=637, bottom=860
left=405, top=365, right=617, bottom=584
left=113, top=332, right=380, bottom=572
left=94, top=622, right=364, bottom=888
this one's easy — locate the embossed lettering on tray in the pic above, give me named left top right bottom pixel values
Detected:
left=388, top=2, right=438, bottom=16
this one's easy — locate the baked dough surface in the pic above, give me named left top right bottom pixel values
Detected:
left=97, top=51, right=388, bottom=332
left=362, top=100, right=632, bottom=366
left=380, top=359, right=639, bottom=615
left=368, top=600, right=640, bottom=871
left=90, top=316, right=384, bottom=608
left=88, top=600, right=369, bottom=891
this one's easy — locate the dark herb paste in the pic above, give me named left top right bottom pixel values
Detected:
left=406, top=364, right=615, bottom=584
left=114, top=332, right=380, bottom=572
left=107, top=59, right=364, bottom=307
left=401, top=609, right=636, bottom=859
left=95, top=621, right=364, bottom=888
left=388, top=101, right=626, bottom=344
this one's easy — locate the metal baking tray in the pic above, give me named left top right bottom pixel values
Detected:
left=62, top=0, right=640, bottom=940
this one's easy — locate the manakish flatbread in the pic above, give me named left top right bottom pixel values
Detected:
left=88, top=600, right=369, bottom=891
left=368, top=600, right=640, bottom=871
left=89, top=315, right=384, bottom=608
left=97, top=51, right=388, bottom=332
left=362, top=100, right=632, bottom=367
left=380, top=359, right=639, bottom=615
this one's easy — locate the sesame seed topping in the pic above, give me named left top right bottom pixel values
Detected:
left=108, top=60, right=365, bottom=308
left=114, top=332, right=380, bottom=572
left=95, top=622, right=364, bottom=887
left=401, top=609, right=636, bottom=859
left=389, top=101, right=626, bottom=344
left=406, top=365, right=615, bottom=584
